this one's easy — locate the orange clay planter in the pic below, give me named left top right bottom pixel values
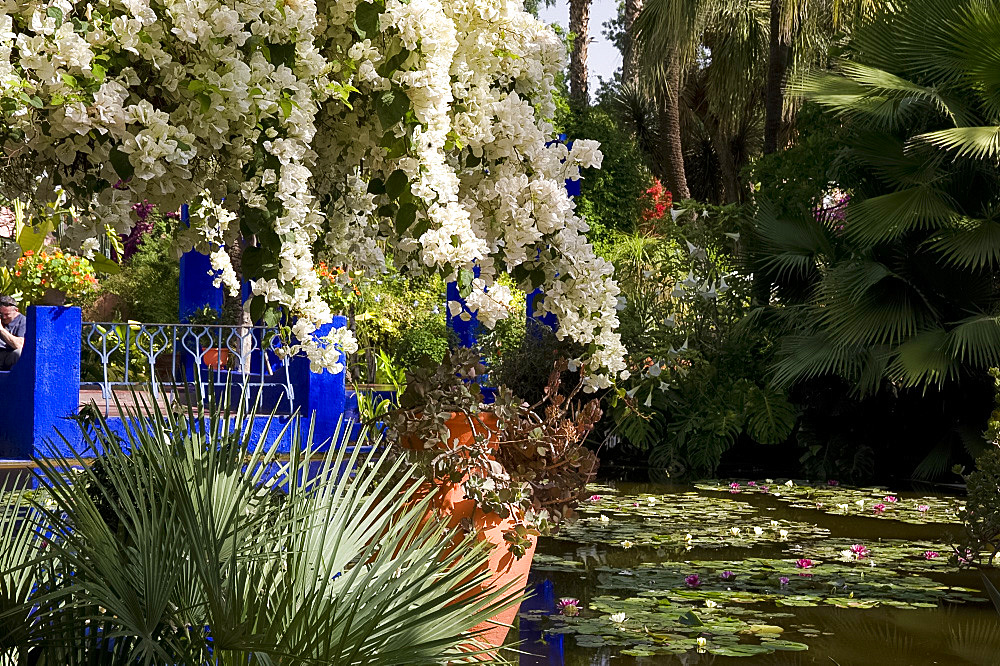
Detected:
left=404, top=413, right=537, bottom=649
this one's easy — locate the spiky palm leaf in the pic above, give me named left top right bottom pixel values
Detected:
left=0, top=383, right=517, bottom=664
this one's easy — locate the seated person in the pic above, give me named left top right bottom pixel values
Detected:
left=0, top=296, right=25, bottom=370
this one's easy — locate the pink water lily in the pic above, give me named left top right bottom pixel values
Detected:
left=729, top=482, right=741, bottom=489
left=747, top=481, right=757, bottom=487
left=796, top=559, right=814, bottom=569
left=850, top=544, right=869, bottom=559
left=779, top=576, right=790, bottom=586
left=924, top=551, right=940, bottom=560
left=720, top=570, right=735, bottom=581
left=588, top=495, right=602, bottom=502
left=828, top=480, right=839, bottom=486
left=884, top=495, right=898, bottom=503
left=873, top=503, right=886, bottom=515
left=557, top=598, right=581, bottom=616
left=917, top=504, right=930, bottom=513
left=685, top=574, right=701, bottom=588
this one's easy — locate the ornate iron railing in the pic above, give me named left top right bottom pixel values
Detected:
left=80, top=322, right=295, bottom=415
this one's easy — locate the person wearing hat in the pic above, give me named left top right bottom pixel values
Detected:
left=0, top=296, right=25, bottom=370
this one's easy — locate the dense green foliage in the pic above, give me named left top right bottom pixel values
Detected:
left=557, top=106, right=652, bottom=250
left=744, top=0, right=1000, bottom=479
left=603, top=202, right=795, bottom=477
left=81, top=217, right=180, bottom=323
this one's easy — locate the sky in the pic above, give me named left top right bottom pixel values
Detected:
left=538, top=0, right=621, bottom=95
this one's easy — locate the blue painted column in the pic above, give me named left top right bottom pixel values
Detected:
left=289, top=315, right=348, bottom=449
left=446, top=267, right=480, bottom=349
left=525, top=137, right=580, bottom=335
left=178, top=204, right=223, bottom=322
left=0, top=306, right=82, bottom=458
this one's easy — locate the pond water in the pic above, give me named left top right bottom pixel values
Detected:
left=518, top=480, right=998, bottom=665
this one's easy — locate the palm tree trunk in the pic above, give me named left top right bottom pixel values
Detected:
left=763, top=0, right=791, bottom=154
left=658, top=53, right=690, bottom=200
left=569, top=0, right=591, bottom=107
left=621, top=0, right=643, bottom=88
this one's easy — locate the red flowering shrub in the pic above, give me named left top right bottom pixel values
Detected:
left=639, top=179, right=673, bottom=227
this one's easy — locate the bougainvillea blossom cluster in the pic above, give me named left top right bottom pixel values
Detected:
left=0, top=0, right=626, bottom=385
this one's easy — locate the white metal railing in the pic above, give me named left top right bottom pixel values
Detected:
left=80, top=322, right=295, bottom=415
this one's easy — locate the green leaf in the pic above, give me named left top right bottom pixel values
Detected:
left=108, top=147, right=134, bottom=181
left=60, top=73, right=77, bottom=88
left=199, top=92, right=212, bottom=114
left=385, top=169, right=408, bottom=199
left=457, top=268, right=475, bottom=298
left=395, top=203, right=417, bottom=234
left=375, top=88, right=410, bottom=130
left=46, top=6, right=63, bottom=24
left=279, top=97, right=292, bottom=119
left=355, top=1, right=381, bottom=38
left=367, top=177, right=386, bottom=195
left=249, top=295, right=266, bottom=323
left=90, top=253, right=120, bottom=275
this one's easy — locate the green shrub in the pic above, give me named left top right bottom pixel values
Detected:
left=959, top=447, right=1000, bottom=567
left=81, top=217, right=179, bottom=323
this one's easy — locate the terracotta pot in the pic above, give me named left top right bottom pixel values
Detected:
left=201, top=347, right=230, bottom=370
left=410, top=413, right=536, bottom=648
left=39, top=287, right=67, bottom=306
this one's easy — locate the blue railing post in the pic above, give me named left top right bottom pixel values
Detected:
left=289, top=315, right=349, bottom=448
left=0, top=306, right=82, bottom=458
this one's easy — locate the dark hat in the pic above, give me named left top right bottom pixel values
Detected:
left=0, top=295, right=17, bottom=308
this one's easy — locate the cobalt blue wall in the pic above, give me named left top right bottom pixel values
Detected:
left=0, top=306, right=82, bottom=458
left=179, top=250, right=223, bottom=322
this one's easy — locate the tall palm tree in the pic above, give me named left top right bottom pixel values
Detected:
left=0, top=385, right=516, bottom=663
left=569, top=0, right=591, bottom=107
left=621, top=0, right=644, bottom=88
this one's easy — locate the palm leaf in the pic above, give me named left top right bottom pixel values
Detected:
left=915, top=126, right=1000, bottom=160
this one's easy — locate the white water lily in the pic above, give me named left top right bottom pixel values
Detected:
left=729, top=527, right=741, bottom=537
left=770, top=520, right=780, bottom=527
left=646, top=497, right=657, bottom=505
left=784, top=480, right=794, bottom=487
left=779, top=529, right=789, bottom=539
left=697, top=637, right=707, bottom=647
left=620, top=540, right=634, bottom=549
left=753, top=526, right=764, bottom=536
left=599, top=514, right=610, bottom=524
left=704, top=600, right=718, bottom=608
left=856, top=499, right=866, bottom=508
left=840, top=550, right=855, bottom=561
left=837, top=503, right=849, bottom=511
left=610, top=612, right=627, bottom=623
left=684, top=533, right=694, bottom=541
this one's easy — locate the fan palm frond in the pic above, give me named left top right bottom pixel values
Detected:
left=6, top=382, right=515, bottom=664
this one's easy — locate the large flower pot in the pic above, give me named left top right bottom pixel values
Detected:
left=201, top=347, right=230, bottom=370
left=411, top=413, right=537, bottom=648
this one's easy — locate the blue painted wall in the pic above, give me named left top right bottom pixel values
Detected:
left=178, top=204, right=223, bottom=322
left=0, top=306, right=82, bottom=458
